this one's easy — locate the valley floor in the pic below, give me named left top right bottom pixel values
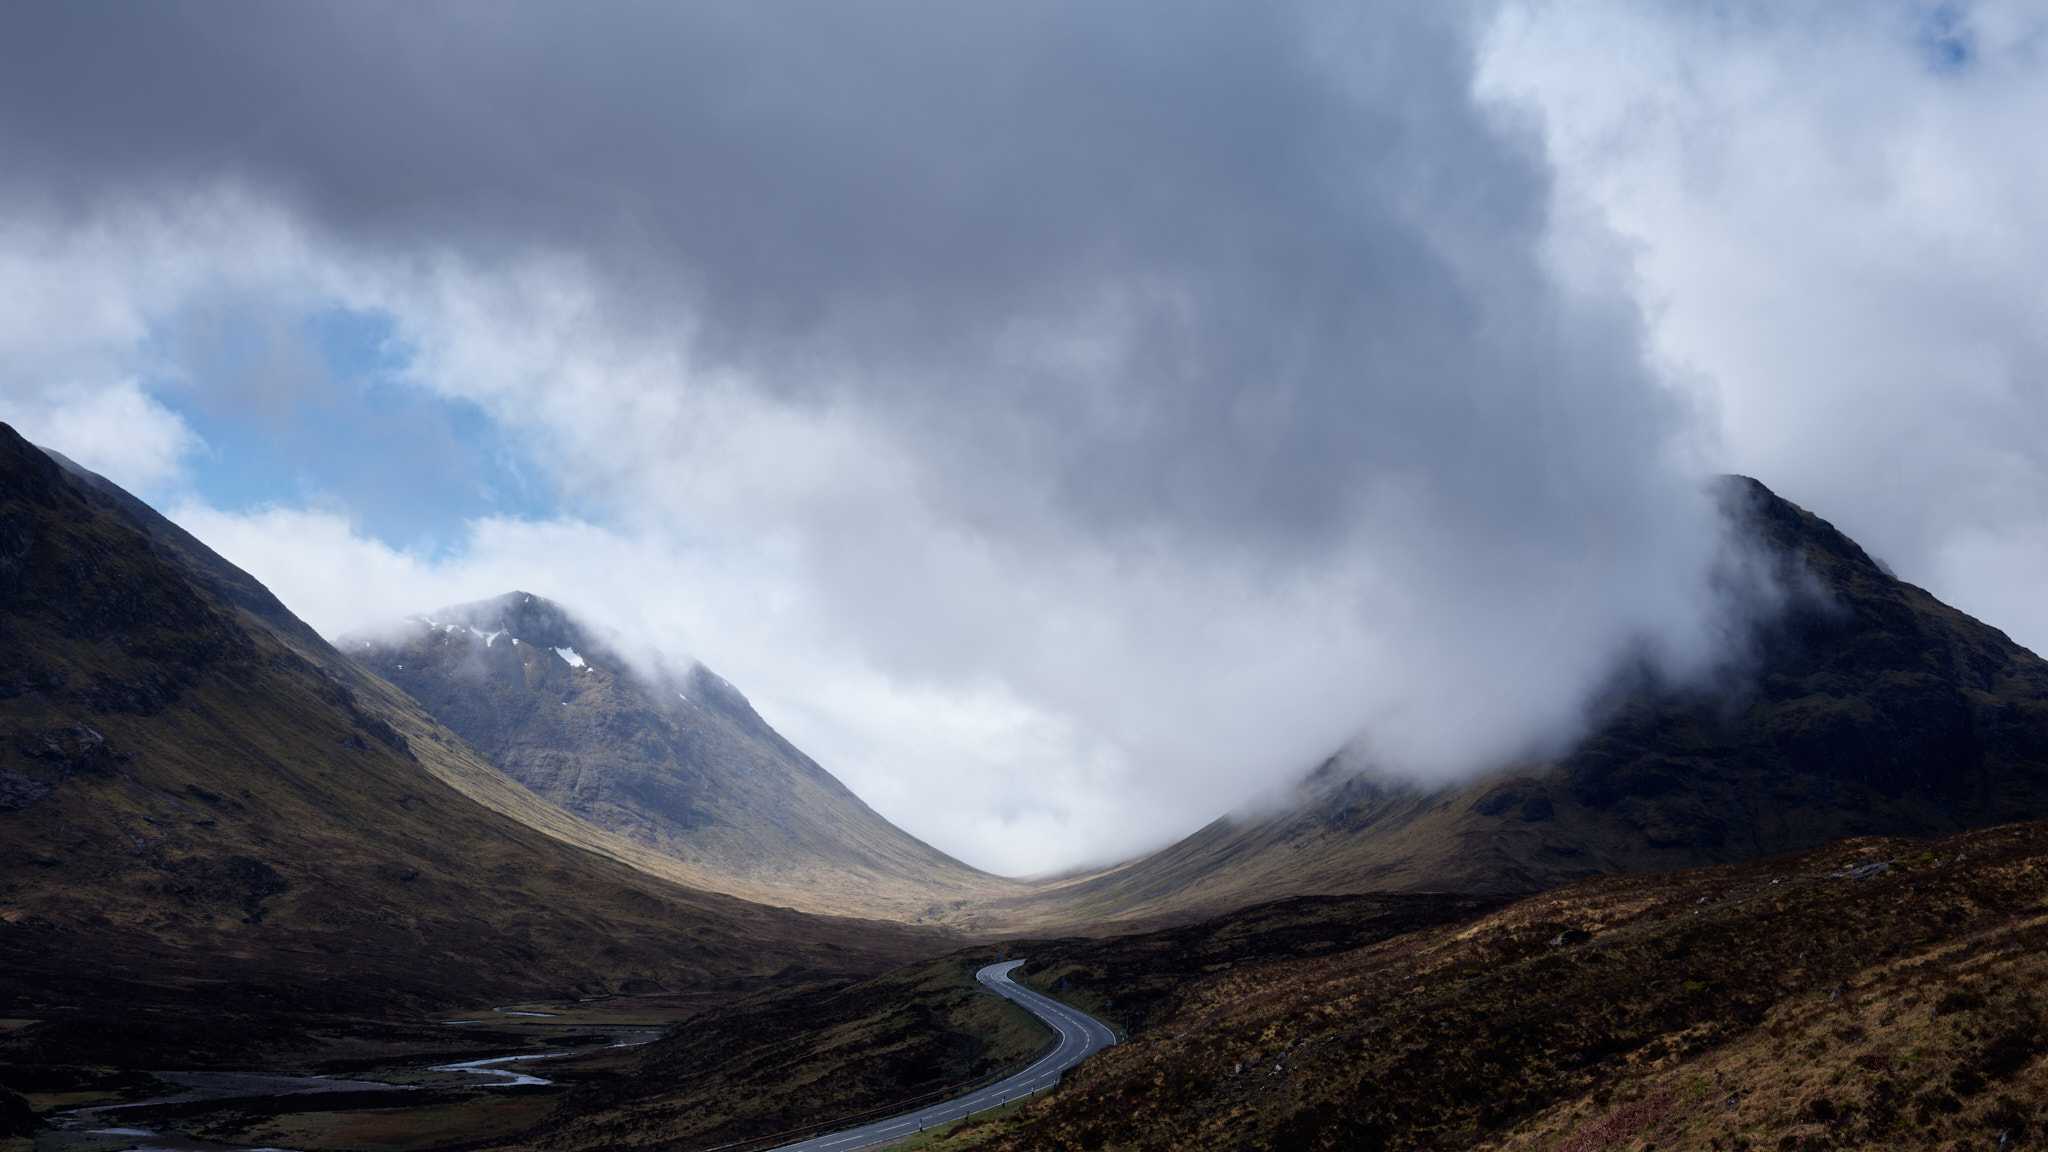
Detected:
left=11, top=821, right=2048, bottom=1152
left=3, top=994, right=708, bottom=1152
left=0, top=952, right=1055, bottom=1152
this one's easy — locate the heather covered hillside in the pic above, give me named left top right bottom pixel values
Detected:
left=960, top=821, right=2048, bottom=1151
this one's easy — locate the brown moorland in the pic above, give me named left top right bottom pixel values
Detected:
left=954, top=820, right=2048, bottom=1150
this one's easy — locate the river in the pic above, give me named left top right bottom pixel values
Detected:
left=39, top=1015, right=661, bottom=1152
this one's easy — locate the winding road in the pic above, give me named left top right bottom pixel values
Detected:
left=768, top=960, right=1117, bottom=1152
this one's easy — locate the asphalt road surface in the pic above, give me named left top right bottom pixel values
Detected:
left=767, top=959, right=1117, bottom=1151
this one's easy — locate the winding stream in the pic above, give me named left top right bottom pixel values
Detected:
left=41, top=1012, right=662, bottom=1152
left=429, top=1049, right=569, bottom=1088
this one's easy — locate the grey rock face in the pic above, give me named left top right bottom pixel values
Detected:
left=347, top=593, right=993, bottom=911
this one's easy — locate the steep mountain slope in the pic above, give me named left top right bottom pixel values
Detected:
left=350, top=596, right=1015, bottom=921
left=0, top=423, right=936, bottom=1054
left=1005, top=476, right=2048, bottom=924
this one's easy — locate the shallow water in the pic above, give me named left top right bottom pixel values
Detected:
left=428, top=1050, right=567, bottom=1087
left=42, top=1070, right=408, bottom=1152
left=44, top=1125, right=302, bottom=1152
left=43, top=1023, right=662, bottom=1150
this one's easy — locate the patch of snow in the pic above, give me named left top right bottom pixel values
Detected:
left=511, top=637, right=520, bottom=646
left=677, top=691, right=691, bottom=704
left=554, top=646, right=587, bottom=669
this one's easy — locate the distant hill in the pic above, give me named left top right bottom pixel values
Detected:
left=347, top=594, right=1015, bottom=922
left=1007, top=476, right=2048, bottom=924
left=0, top=423, right=936, bottom=1059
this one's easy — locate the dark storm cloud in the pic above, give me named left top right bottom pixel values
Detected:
left=0, top=0, right=1665, bottom=555
left=0, top=0, right=1756, bottom=863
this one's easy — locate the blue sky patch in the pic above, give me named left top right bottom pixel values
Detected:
left=152, top=306, right=555, bottom=551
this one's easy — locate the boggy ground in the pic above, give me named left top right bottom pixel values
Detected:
left=939, top=820, right=2048, bottom=1151
left=0, top=994, right=703, bottom=1152
left=0, top=992, right=720, bottom=1147
left=0, top=954, right=1053, bottom=1152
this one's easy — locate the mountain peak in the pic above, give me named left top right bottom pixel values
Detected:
left=412, top=590, right=593, bottom=654
left=0, top=424, right=926, bottom=1043
left=0, top=422, right=65, bottom=506
left=1716, top=472, right=1889, bottom=585
left=350, top=588, right=1003, bottom=916
left=1018, top=473, right=2048, bottom=920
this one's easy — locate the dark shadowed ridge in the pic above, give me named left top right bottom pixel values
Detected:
left=40, top=446, right=329, bottom=654
left=347, top=592, right=1019, bottom=924
left=0, top=422, right=940, bottom=1063
left=1003, top=475, right=2048, bottom=924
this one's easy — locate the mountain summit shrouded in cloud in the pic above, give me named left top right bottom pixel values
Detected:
left=345, top=592, right=1014, bottom=920
left=4, top=2, right=2048, bottom=873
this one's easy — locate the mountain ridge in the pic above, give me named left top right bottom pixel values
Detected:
left=993, top=474, right=2048, bottom=925
left=348, top=591, right=1019, bottom=923
left=0, top=422, right=940, bottom=1062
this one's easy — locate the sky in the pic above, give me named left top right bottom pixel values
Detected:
left=3, top=1, right=2045, bottom=876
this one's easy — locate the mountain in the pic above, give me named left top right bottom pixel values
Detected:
left=0, top=423, right=937, bottom=1061
left=347, top=594, right=1014, bottom=922
left=1009, top=476, right=2048, bottom=924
